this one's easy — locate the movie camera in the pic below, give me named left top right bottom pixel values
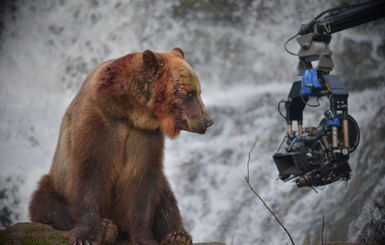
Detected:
left=273, top=0, right=385, bottom=188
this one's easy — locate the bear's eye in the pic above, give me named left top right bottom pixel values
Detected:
left=186, top=91, right=195, bottom=102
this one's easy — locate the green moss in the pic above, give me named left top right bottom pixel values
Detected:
left=20, top=237, right=54, bottom=245
left=0, top=223, right=67, bottom=245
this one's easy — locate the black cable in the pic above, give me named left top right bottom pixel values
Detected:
left=300, top=94, right=320, bottom=108
left=284, top=33, right=299, bottom=56
left=277, top=100, right=287, bottom=120
left=284, top=4, right=357, bottom=56
left=277, top=135, right=288, bottom=152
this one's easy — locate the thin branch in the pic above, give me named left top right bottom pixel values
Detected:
left=245, top=139, right=295, bottom=245
left=230, top=219, right=238, bottom=245
left=321, top=214, right=325, bottom=245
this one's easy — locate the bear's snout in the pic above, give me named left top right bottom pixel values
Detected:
left=205, top=118, right=214, bottom=128
left=193, top=116, right=213, bottom=134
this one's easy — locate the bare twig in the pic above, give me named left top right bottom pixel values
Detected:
left=245, top=139, right=295, bottom=245
left=321, top=214, right=325, bottom=245
left=230, top=219, right=237, bottom=245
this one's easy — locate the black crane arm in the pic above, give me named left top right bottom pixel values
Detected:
left=299, top=0, right=385, bottom=35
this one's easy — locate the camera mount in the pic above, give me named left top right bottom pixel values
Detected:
left=273, top=0, right=385, bottom=188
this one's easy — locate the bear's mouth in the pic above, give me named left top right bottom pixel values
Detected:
left=177, top=119, right=208, bottom=134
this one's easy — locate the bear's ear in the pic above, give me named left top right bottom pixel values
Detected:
left=171, top=47, right=184, bottom=59
left=143, top=49, right=159, bottom=69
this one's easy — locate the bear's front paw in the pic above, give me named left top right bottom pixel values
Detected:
left=161, top=231, right=192, bottom=245
left=101, top=219, right=118, bottom=245
left=68, top=223, right=102, bottom=245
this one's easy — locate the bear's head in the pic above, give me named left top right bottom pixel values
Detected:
left=145, top=48, right=213, bottom=139
left=98, top=48, right=213, bottom=139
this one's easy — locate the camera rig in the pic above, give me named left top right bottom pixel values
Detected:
left=273, top=0, right=385, bottom=188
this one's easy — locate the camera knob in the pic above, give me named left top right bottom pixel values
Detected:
left=342, top=148, right=349, bottom=156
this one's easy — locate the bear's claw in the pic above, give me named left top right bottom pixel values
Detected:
left=161, top=231, right=192, bottom=245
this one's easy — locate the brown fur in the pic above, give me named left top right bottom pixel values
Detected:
left=29, top=48, right=212, bottom=245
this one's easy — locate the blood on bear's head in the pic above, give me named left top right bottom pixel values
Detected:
left=145, top=48, right=213, bottom=139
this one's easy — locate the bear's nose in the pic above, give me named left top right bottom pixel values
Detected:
left=205, top=118, right=214, bottom=128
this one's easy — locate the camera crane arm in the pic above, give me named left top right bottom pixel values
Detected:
left=273, top=0, right=385, bottom=188
left=298, top=0, right=385, bottom=36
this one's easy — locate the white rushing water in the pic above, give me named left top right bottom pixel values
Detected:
left=1, top=0, right=385, bottom=244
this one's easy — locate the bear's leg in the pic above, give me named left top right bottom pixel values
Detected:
left=153, top=190, right=192, bottom=245
left=113, top=183, right=159, bottom=245
left=29, top=174, right=74, bottom=230
left=67, top=171, right=110, bottom=244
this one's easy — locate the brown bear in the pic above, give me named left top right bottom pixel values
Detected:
left=29, top=48, right=213, bottom=245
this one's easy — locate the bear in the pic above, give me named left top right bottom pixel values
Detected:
left=29, top=48, right=213, bottom=245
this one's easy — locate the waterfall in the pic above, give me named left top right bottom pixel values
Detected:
left=1, top=0, right=384, bottom=244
